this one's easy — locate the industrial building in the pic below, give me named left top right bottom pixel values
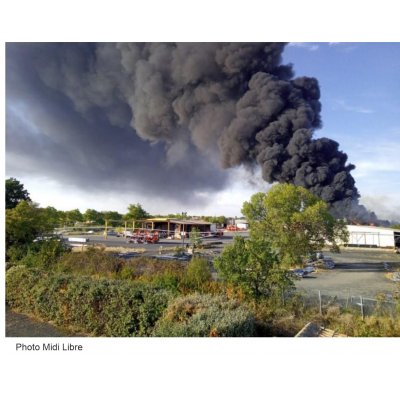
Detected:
left=344, top=225, right=400, bottom=249
left=131, top=218, right=214, bottom=238
left=234, top=219, right=249, bottom=230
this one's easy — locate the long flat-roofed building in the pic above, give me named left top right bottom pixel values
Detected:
left=132, top=218, right=214, bottom=238
left=344, top=225, right=400, bottom=248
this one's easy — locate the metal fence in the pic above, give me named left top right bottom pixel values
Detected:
left=295, top=289, right=399, bottom=319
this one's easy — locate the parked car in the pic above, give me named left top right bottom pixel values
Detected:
left=104, top=230, right=117, bottom=236
left=290, top=269, right=308, bottom=279
left=303, top=265, right=316, bottom=274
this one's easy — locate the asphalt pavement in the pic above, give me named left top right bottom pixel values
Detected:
left=295, top=248, right=400, bottom=299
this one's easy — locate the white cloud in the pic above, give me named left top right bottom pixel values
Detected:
left=13, top=166, right=272, bottom=218
left=350, top=136, right=400, bottom=178
left=327, top=43, right=358, bottom=53
left=288, top=42, right=319, bottom=51
left=333, top=99, right=374, bottom=114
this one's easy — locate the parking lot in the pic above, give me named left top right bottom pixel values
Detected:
left=295, top=248, right=400, bottom=299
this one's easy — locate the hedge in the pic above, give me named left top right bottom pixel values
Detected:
left=6, top=265, right=171, bottom=336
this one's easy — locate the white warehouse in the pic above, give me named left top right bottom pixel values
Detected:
left=344, top=225, right=400, bottom=248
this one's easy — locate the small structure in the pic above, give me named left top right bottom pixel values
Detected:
left=343, top=225, right=400, bottom=249
left=295, top=322, right=347, bottom=337
left=234, top=218, right=249, bottom=230
left=132, top=218, right=214, bottom=239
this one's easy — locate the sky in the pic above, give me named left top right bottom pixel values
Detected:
left=5, top=42, right=400, bottom=222
left=2, top=2, right=400, bottom=397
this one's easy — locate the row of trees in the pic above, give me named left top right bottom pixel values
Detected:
left=5, top=178, right=152, bottom=227
left=5, top=178, right=152, bottom=262
left=6, top=178, right=230, bottom=227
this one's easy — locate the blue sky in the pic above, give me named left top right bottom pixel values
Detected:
left=5, top=43, right=400, bottom=222
left=283, top=43, right=400, bottom=221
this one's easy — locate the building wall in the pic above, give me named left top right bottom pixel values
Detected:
left=345, top=225, right=395, bottom=248
left=236, top=223, right=248, bottom=230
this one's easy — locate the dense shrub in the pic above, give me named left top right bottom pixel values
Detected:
left=127, top=257, right=186, bottom=276
left=152, top=293, right=255, bottom=337
left=21, top=239, right=70, bottom=269
left=322, top=311, right=400, bottom=337
left=56, top=247, right=125, bottom=277
left=5, top=265, right=44, bottom=312
left=180, top=257, right=212, bottom=292
left=131, top=257, right=186, bottom=293
left=56, top=253, right=194, bottom=294
left=6, top=243, right=31, bottom=264
left=6, top=265, right=172, bottom=336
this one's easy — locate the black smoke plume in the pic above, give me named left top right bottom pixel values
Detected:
left=6, top=43, right=379, bottom=222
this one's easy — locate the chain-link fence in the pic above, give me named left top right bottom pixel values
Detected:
left=295, top=289, right=399, bottom=319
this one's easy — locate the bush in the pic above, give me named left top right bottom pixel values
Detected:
left=180, top=257, right=212, bottom=292
left=21, top=239, right=70, bottom=269
left=322, top=311, right=400, bottom=337
left=130, top=257, right=186, bottom=293
left=6, top=243, right=31, bottom=264
left=56, top=247, right=124, bottom=277
left=152, top=293, right=255, bottom=337
left=6, top=265, right=172, bottom=336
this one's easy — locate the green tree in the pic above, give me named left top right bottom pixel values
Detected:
left=43, top=206, right=62, bottom=227
left=6, top=178, right=31, bottom=209
left=102, top=211, right=123, bottom=227
left=214, top=236, right=292, bottom=300
left=83, top=209, right=104, bottom=225
left=242, top=184, right=349, bottom=268
left=241, top=192, right=267, bottom=225
left=189, top=226, right=203, bottom=250
left=6, top=201, right=59, bottom=261
left=125, top=203, right=150, bottom=221
left=65, top=209, right=83, bottom=225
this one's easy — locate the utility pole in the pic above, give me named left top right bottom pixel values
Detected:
left=104, top=219, right=108, bottom=240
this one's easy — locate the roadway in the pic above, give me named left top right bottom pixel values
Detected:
left=64, top=231, right=249, bottom=256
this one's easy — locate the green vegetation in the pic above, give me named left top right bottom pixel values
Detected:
left=181, top=257, right=212, bottom=292
left=189, top=226, right=202, bottom=250
left=125, top=203, right=150, bottom=221
left=6, top=177, right=31, bottom=209
left=215, top=236, right=293, bottom=301
left=5, top=200, right=62, bottom=262
left=5, top=180, right=400, bottom=337
left=152, top=293, right=255, bottom=337
left=242, top=184, right=349, bottom=268
left=6, top=266, right=171, bottom=336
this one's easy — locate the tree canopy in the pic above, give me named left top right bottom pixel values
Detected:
left=241, top=183, right=349, bottom=268
left=6, top=178, right=31, bottom=209
left=6, top=201, right=57, bottom=247
left=214, top=236, right=292, bottom=300
left=125, top=203, right=150, bottom=221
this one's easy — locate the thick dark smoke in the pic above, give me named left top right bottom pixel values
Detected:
left=6, top=43, right=379, bottom=222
